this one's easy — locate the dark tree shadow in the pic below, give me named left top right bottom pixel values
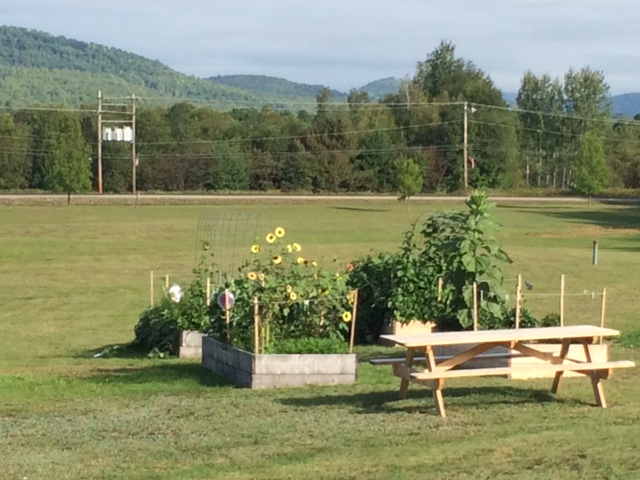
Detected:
left=82, top=362, right=232, bottom=387
left=279, top=385, right=585, bottom=415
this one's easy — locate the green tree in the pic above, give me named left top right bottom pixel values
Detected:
left=394, top=156, right=423, bottom=201
left=47, top=117, right=92, bottom=204
left=0, top=113, right=31, bottom=189
left=574, top=130, right=609, bottom=207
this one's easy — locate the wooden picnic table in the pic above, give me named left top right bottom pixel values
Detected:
left=375, top=325, right=635, bottom=417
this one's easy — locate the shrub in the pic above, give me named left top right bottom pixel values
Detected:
left=131, top=247, right=213, bottom=355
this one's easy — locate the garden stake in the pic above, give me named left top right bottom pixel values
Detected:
left=600, top=288, right=607, bottom=345
left=349, top=289, right=359, bottom=354
left=560, top=274, right=565, bottom=327
left=473, top=282, right=479, bottom=331
left=164, top=274, right=169, bottom=289
left=150, top=270, right=154, bottom=307
left=515, top=274, right=522, bottom=329
left=206, top=277, right=211, bottom=307
left=224, top=288, right=231, bottom=343
left=253, top=296, right=260, bottom=354
left=437, top=278, right=443, bottom=302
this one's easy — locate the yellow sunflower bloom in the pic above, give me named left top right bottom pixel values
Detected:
left=247, top=272, right=258, bottom=281
left=286, top=244, right=293, bottom=253
left=272, top=255, right=282, bottom=265
left=296, top=257, right=305, bottom=264
left=286, top=285, right=293, bottom=293
left=311, top=260, right=318, bottom=267
left=250, top=244, right=261, bottom=254
left=342, top=311, right=352, bottom=323
left=275, top=227, right=285, bottom=238
left=289, top=291, right=297, bottom=301
left=292, top=243, right=301, bottom=252
left=266, top=233, right=276, bottom=244
left=347, top=291, right=356, bottom=304
left=258, top=273, right=265, bottom=282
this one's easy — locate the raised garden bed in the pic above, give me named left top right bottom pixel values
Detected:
left=202, top=336, right=357, bottom=389
left=174, top=330, right=204, bottom=359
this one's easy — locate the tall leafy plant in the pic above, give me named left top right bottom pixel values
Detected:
left=431, top=192, right=512, bottom=329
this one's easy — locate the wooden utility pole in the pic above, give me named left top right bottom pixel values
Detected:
left=131, top=94, right=137, bottom=195
left=97, top=90, right=103, bottom=194
left=463, top=102, right=469, bottom=190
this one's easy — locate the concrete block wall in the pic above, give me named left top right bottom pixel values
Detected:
left=202, top=336, right=357, bottom=389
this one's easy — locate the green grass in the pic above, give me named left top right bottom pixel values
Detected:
left=1, top=200, right=640, bottom=479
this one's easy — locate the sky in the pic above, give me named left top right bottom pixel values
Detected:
left=2, top=0, right=639, bottom=94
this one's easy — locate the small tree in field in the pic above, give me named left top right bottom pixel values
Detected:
left=395, top=156, right=423, bottom=203
left=574, top=130, right=608, bottom=208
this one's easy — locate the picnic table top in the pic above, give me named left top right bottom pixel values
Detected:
left=379, top=325, right=620, bottom=348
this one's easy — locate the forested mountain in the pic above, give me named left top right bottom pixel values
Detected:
left=610, top=93, right=640, bottom=118
left=210, top=75, right=348, bottom=101
left=0, top=26, right=323, bottom=109
left=358, top=77, right=403, bottom=99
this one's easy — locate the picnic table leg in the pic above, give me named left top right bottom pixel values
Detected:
left=425, top=346, right=446, bottom=418
left=399, top=348, right=416, bottom=400
left=551, top=339, right=571, bottom=394
left=581, top=340, right=607, bottom=408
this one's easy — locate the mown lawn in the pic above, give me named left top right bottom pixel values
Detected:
left=1, top=199, right=639, bottom=479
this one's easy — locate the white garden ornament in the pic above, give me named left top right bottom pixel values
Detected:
left=169, top=284, right=183, bottom=303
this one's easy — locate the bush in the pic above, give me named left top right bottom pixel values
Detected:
left=131, top=249, right=213, bottom=356
left=265, top=337, right=349, bottom=354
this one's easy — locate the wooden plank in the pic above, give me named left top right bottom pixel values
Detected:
left=399, top=348, right=416, bottom=400
left=436, top=342, right=508, bottom=369
left=410, top=361, right=635, bottom=380
left=512, top=342, right=570, bottom=363
left=551, top=339, right=571, bottom=393
left=583, top=340, right=607, bottom=408
left=425, top=346, right=446, bottom=418
left=379, top=325, right=620, bottom=348
left=370, top=352, right=521, bottom=366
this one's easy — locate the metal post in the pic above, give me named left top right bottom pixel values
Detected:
left=97, top=90, right=103, bottom=194
left=592, top=241, right=598, bottom=266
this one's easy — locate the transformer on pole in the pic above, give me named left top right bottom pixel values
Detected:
left=96, top=92, right=138, bottom=194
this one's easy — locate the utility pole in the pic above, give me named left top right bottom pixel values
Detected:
left=131, top=94, right=137, bottom=195
left=97, top=90, right=103, bottom=194
left=463, top=102, right=469, bottom=190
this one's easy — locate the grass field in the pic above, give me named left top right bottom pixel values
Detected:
left=1, top=199, right=640, bottom=479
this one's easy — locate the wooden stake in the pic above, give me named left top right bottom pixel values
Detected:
left=515, top=274, right=522, bottom=329
left=206, top=277, right=211, bottom=307
left=560, top=274, right=565, bottom=327
left=253, top=296, right=260, bottom=354
left=600, top=288, right=607, bottom=345
left=164, top=274, right=169, bottom=289
left=473, top=282, right=479, bottom=331
left=437, top=278, right=443, bottom=302
left=349, top=289, right=359, bottom=354
left=224, top=288, right=231, bottom=343
left=150, top=270, right=154, bottom=307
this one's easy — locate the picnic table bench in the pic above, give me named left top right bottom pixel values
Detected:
left=372, top=325, right=635, bottom=417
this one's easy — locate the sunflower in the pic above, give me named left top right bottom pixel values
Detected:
left=347, top=291, right=356, bottom=304
left=289, top=291, right=297, bottom=301
left=292, top=243, right=301, bottom=252
left=286, top=285, right=293, bottom=293
left=258, top=273, right=265, bottom=282
left=247, top=272, right=258, bottom=281
left=272, top=255, right=282, bottom=265
left=266, top=233, right=277, bottom=244
left=311, top=260, right=318, bottom=267
left=286, top=244, right=293, bottom=253
left=296, top=257, right=305, bottom=264
left=275, top=227, right=285, bottom=238
left=342, top=311, right=352, bottom=323
left=250, top=244, right=261, bottom=254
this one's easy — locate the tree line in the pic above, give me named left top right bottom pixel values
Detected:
left=1, top=41, right=639, bottom=196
